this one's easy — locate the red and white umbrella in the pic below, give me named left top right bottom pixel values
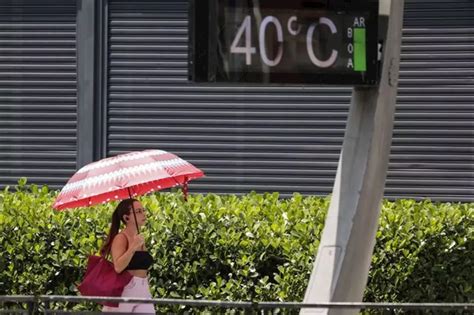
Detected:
left=53, top=149, right=204, bottom=211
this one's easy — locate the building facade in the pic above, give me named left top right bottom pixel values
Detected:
left=1, top=0, right=473, bottom=201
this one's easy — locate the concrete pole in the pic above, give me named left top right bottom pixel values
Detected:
left=301, top=1, right=404, bottom=314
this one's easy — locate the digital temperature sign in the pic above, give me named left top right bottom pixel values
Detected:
left=189, top=0, right=379, bottom=85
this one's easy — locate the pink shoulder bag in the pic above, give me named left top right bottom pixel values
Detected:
left=77, top=255, right=133, bottom=307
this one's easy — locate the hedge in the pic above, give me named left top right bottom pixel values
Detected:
left=0, top=179, right=472, bottom=312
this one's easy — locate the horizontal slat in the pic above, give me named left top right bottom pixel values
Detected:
left=110, top=44, right=186, bottom=51
left=111, top=52, right=186, bottom=59
left=0, top=168, right=78, bottom=176
left=110, top=36, right=186, bottom=44
left=110, top=123, right=472, bottom=137
left=189, top=183, right=474, bottom=196
left=1, top=129, right=76, bottom=136
left=0, top=56, right=75, bottom=61
left=0, top=144, right=76, bottom=150
left=0, top=96, right=76, bottom=102
left=103, top=148, right=470, bottom=159
left=111, top=28, right=187, bottom=35
left=0, top=177, right=73, bottom=189
left=0, top=17, right=77, bottom=22
left=0, top=80, right=76, bottom=87
left=0, top=39, right=75, bottom=46
left=0, top=161, right=76, bottom=167
left=0, top=64, right=76, bottom=70
left=401, top=53, right=474, bottom=61
left=0, top=150, right=75, bottom=157
left=0, top=48, right=75, bottom=54
left=402, top=28, right=474, bottom=35
left=0, top=73, right=76, bottom=80
left=0, top=120, right=76, bottom=127
left=403, top=37, right=473, bottom=44
left=108, top=140, right=472, bottom=151
left=0, top=31, right=75, bottom=38
left=203, top=168, right=472, bottom=180
left=110, top=20, right=186, bottom=27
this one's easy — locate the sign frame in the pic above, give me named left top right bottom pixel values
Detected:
left=189, top=0, right=380, bottom=85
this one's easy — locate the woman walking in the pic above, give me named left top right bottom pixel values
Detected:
left=101, top=198, right=155, bottom=314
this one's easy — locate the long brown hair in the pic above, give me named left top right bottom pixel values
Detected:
left=100, top=198, right=138, bottom=256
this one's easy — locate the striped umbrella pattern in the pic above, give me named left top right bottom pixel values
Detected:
left=53, top=149, right=204, bottom=210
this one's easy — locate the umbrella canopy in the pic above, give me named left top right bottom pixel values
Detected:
left=53, top=149, right=204, bottom=210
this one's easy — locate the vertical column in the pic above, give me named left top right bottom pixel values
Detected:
left=301, top=0, right=405, bottom=314
left=76, top=0, right=97, bottom=168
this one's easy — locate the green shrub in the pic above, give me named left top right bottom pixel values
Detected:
left=0, top=179, right=472, bottom=313
left=366, top=199, right=473, bottom=303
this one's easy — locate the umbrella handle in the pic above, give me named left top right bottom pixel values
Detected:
left=128, top=188, right=140, bottom=235
left=182, top=177, right=189, bottom=202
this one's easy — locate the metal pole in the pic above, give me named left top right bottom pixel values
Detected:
left=26, top=300, right=35, bottom=315
left=44, top=300, right=51, bottom=313
left=301, top=1, right=405, bottom=314
left=127, top=187, right=140, bottom=234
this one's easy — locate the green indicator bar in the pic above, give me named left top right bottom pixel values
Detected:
left=354, top=28, right=366, bottom=72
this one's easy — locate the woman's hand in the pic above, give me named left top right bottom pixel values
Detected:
left=130, top=234, right=145, bottom=251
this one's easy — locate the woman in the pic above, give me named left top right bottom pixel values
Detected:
left=101, top=198, right=155, bottom=314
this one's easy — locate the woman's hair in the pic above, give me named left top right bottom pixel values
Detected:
left=100, top=198, right=138, bottom=256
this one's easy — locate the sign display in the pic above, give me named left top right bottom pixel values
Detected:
left=189, top=0, right=379, bottom=85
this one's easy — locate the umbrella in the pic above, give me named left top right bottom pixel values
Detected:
left=53, top=149, right=204, bottom=229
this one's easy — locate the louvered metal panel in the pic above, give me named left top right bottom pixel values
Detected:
left=0, top=0, right=77, bottom=189
left=107, top=0, right=473, bottom=201
left=391, top=0, right=474, bottom=201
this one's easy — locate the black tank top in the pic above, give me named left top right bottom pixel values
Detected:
left=125, top=251, right=154, bottom=270
left=119, top=233, right=154, bottom=270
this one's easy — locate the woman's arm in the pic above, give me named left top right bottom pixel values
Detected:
left=110, top=234, right=135, bottom=273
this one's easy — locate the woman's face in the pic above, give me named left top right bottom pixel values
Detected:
left=126, top=201, right=147, bottom=227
